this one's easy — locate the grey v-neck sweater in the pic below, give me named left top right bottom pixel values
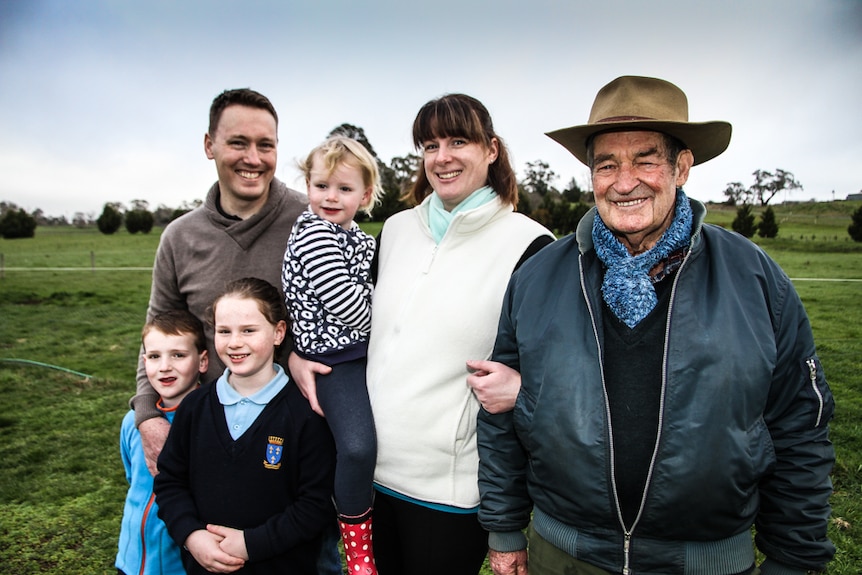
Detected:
left=133, top=179, right=307, bottom=424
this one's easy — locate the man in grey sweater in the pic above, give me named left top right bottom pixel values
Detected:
left=131, top=88, right=307, bottom=462
left=129, top=89, right=346, bottom=575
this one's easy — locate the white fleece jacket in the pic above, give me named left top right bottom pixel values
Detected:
left=367, top=196, right=552, bottom=508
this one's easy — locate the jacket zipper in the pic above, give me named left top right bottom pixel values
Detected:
left=422, top=244, right=438, bottom=274
left=623, top=531, right=632, bottom=575
left=806, top=358, right=824, bottom=427
left=580, top=248, right=692, bottom=574
left=580, top=255, right=637, bottom=569
left=139, top=492, right=156, bottom=575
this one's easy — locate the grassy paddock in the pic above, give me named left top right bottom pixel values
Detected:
left=0, top=205, right=860, bottom=573
left=1, top=226, right=162, bottom=269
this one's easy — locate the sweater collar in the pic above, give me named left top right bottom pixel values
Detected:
left=214, top=191, right=243, bottom=221
left=204, top=178, right=293, bottom=250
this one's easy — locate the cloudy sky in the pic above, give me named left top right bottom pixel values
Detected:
left=1, top=0, right=860, bottom=218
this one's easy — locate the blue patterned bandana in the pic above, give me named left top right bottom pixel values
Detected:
left=592, top=189, right=693, bottom=327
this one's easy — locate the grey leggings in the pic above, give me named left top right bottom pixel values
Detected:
left=316, top=357, right=377, bottom=518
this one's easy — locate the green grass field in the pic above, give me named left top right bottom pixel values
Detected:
left=0, top=202, right=860, bottom=573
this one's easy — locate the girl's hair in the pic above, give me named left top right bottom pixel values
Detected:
left=297, top=136, right=383, bottom=216
left=142, top=309, right=206, bottom=353
left=405, top=93, right=518, bottom=207
left=210, top=277, right=289, bottom=357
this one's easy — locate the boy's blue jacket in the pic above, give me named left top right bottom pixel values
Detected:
left=117, top=408, right=184, bottom=575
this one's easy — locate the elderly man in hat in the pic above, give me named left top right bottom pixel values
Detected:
left=476, top=76, right=835, bottom=575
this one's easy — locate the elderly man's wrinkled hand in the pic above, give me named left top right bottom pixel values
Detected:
left=489, top=549, right=529, bottom=575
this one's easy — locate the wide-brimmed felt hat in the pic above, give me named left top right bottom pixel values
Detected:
left=546, top=75, right=732, bottom=166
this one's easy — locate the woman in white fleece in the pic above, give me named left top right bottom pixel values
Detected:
left=291, top=94, right=553, bottom=575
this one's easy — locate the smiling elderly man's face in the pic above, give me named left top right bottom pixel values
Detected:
left=591, top=130, right=694, bottom=255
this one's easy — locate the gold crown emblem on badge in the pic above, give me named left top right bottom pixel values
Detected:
left=268, top=436, right=284, bottom=445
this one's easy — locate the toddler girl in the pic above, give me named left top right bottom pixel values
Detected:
left=282, top=136, right=382, bottom=574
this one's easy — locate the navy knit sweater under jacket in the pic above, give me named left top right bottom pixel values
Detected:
left=154, top=380, right=336, bottom=575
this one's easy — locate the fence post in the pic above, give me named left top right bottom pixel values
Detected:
left=91, top=250, right=95, bottom=273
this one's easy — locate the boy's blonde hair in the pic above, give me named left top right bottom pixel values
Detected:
left=142, top=309, right=207, bottom=354
left=298, top=136, right=383, bottom=216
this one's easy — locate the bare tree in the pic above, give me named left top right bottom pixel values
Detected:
left=750, top=169, right=802, bottom=206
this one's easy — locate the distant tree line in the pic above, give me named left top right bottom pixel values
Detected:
left=95, top=200, right=164, bottom=235
left=93, top=199, right=202, bottom=235
left=4, top=137, right=861, bottom=242
left=0, top=199, right=200, bottom=238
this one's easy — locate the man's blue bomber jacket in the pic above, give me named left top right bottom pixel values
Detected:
left=478, top=198, right=835, bottom=575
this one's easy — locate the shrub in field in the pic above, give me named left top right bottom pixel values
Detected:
left=849, top=205, right=862, bottom=242
left=124, top=209, right=154, bottom=234
left=732, top=204, right=757, bottom=238
left=0, top=208, right=37, bottom=238
left=97, top=204, right=122, bottom=235
left=758, top=206, right=779, bottom=238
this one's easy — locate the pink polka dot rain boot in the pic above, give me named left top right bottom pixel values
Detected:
left=339, top=512, right=377, bottom=575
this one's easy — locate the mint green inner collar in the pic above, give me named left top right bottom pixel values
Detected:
left=428, top=186, right=496, bottom=243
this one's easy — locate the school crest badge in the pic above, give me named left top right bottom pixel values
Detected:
left=264, top=436, right=284, bottom=469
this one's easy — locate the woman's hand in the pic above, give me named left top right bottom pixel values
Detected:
left=288, top=351, right=332, bottom=417
left=466, top=360, right=522, bottom=414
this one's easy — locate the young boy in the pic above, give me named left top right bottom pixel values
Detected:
left=116, top=310, right=208, bottom=575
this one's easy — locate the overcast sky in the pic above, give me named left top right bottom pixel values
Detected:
left=1, top=0, right=860, bottom=218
